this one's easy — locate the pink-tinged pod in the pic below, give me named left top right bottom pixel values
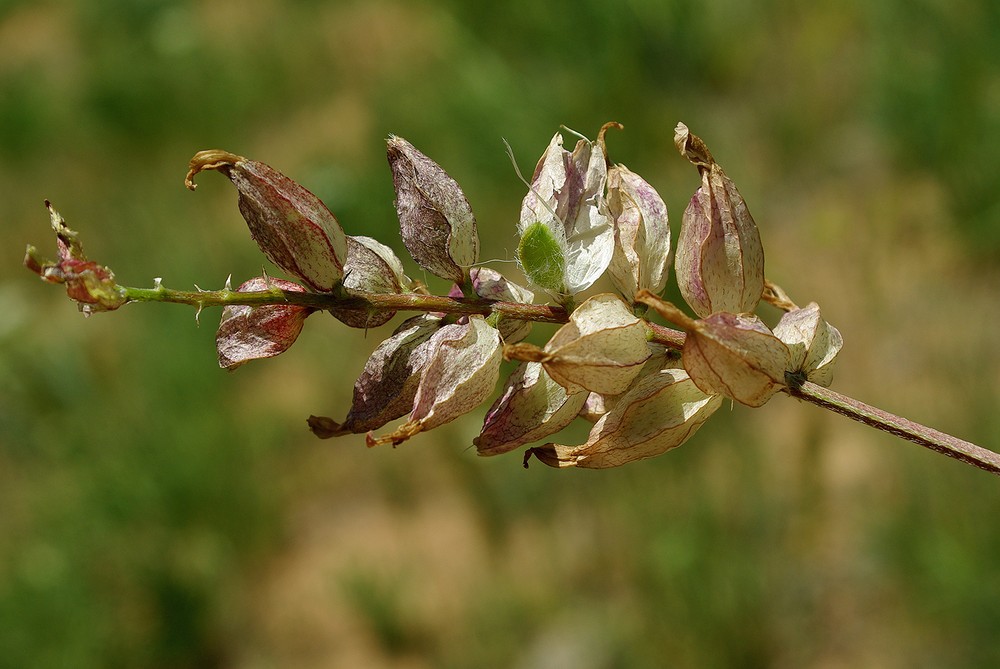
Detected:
left=330, top=236, right=409, bottom=329
left=607, top=165, right=671, bottom=302
left=309, top=314, right=443, bottom=438
left=368, top=316, right=502, bottom=446
left=468, top=267, right=534, bottom=343
left=773, top=302, right=843, bottom=387
left=186, top=150, right=348, bottom=293
left=216, top=277, right=315, bottom=370
left=673, top=123, right=764, bottom=317
left=527, top=367, right=723, bottom=469
left=474, top=361, right=588, bottom=456
left=387, top=136, right=479, bottom=283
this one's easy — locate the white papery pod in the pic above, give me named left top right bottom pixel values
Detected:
left=528, top=367, right=723, bottom=469
left=607, top=165, right=671, bottom=301
left=369, top=316, right=502, bottom=446
left=577, top=344, right=678, bottom=422
left=469, top=267, right=534, bottom=343
left=773, top=302, right=843, bottom=387
left=516, top=132, right=614, bottom=296
left=474, top=361, right=588, bottom=456
left=331, top=235, right=409, bottom=329
left=682, top=312, right=790, bottom=407
left=541, top=293, right=651, bottom=395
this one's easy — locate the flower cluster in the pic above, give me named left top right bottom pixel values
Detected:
left=27, top=123, right=844, bottom=469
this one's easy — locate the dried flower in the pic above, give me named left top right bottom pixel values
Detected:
left=607, top=164, right=671, bottom=302
left=331, top=236, right=409, bottom=329
left=217, top=277, right=314, bottom=369
left=773, top=302, right=843, bottom=387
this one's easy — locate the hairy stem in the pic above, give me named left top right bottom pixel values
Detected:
left=787, top=380, right=1000, bottom=476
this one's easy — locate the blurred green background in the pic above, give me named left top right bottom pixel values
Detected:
left=2, top=1, right=999, bottom=667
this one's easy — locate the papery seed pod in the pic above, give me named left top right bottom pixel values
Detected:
left=469, top=267, right=534, bottom=343
left=369, top=316, right=502, bottom=446
left=528, top=367, right=723, bottom=469
left=310, top=314, right=442, bottom=438
left=506, top=293, right=651, bottom=395
left=673, top=123, right=764, bottom=317
left=330, top=236, right=409, bottom=329
left=773, top=302, right=843, bottom=387
left=577, top=345, right=679, bottom=422
left=516, top=131, right=614, bottom=296
left=474, top=361, right=588, bottom=456
left=607, top=165, right=671, bottom=302
left=387, top=136, right=479, bottom=283
left=186, top=150, right=348, bottom=293
left=637, top=292, right=789, bottom=407
left=217, top=277, right=314, bottom=370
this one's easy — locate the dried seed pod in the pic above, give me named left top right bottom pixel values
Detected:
left=186, top=150, right=348, bottom=293
left=516, top=131, right=614, bottom=296
left=527, top=367, right=723, bottom=469
left=330, top=236, right=408, bottom=329
left=773, top=302, right=843, bottom=387
left=469, top=267, right=534, bottom=343
left=474, top=361, right=588, bottom=456
left=607, top=165, right=671, bottom=302
left=673, top=123, right=764, bottom=317
left=369, top=316, right=502, bottom=446
left=387, top=136, right=479, bottom=283
left=217, top=277, right=314, bottom=369
left=310, top=314, right=443, bottom=438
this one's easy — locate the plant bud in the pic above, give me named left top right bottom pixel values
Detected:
left=387, top=136, right=479, bottom=283
left=310, top=314, right=442, bottom=437
left=773, top=302, right=843, bottom=387
left=330, top=236, right=409, bottom=329
left=474, top=361, right=588, bottom=456
left=186, top=150, right=348, bottom=293
left=607, top=165, right=671, bottom=302
left=506, top=293, right=650, bottom=395
left=517, top=131, right=614, bottom=296
left=673, top=123, right=764, bottom=317
left=527, top=367, right=723, bottom=469
left=469, top=267, right=534, bottom=343
left=25, top=202, right=126, bottom=315
left=217, top=277, right=314, bottom=370
left=369, top=316, right=502, bottom=446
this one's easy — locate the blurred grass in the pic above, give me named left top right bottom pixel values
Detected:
left=2, top=0, right=999, bottom=667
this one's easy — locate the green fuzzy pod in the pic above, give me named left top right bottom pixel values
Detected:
left=518, top=222, right=566, bottom=293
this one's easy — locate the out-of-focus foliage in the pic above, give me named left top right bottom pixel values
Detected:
left=2, top=1, right=999, bottom=667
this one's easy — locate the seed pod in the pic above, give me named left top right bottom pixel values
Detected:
left=773, top=302, right=843, bottom=387
left=330, top=236, right=408, bottom=329
left=474, top=361, right=588, bottom=456
left=310, top=314, right=442, bottom=438
left=505, top=293, right=651, bottom=395
left=186, top=150, right=348, bottom=293
left=217, top=277, right=314, bottom=370
left=516, top=131, right=614, bottom=296
left=527, top=367, right=723, bottom=469
left=369, top=316, right=502, bottom=446
left=607, top=165, right=671, bottom=302
left=673, top=123, right=764, bottom=317
left=468, top=267, right=534, bottom=343
left=387, top=136, right=479, bottom=283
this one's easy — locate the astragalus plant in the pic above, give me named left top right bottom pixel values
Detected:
left=25, top=123, right=1000, bottom=476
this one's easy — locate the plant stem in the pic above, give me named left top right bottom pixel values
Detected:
left=786, top=380, right=1000, bottom=476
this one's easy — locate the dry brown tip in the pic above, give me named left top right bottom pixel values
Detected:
left=184, top=149, right=245, bottom=191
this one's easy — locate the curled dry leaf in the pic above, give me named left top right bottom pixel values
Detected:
left=330, top=236, right=408, bottom=329
left=607, top=165, right=671, bottom=302
left=517, top=131, right=614, bottom=295
left=186, top=150, right=348, bottom=293
left=369, top=316, right=502, bottom=446
left=527, top=367, right=723, bottom=469
left=217, top=277, right=314, bottom=370
left=310, top=314, right=442, bottom=438
left=387, top=136, right=479, bottom=283
left=474, top=361, right=588, bottom=456
left=673, top=123, right=764, bottom=317
left=773, top=302, right=843, bottom=387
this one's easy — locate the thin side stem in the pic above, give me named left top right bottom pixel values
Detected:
left=786, top=380, right=1000, bottom=476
